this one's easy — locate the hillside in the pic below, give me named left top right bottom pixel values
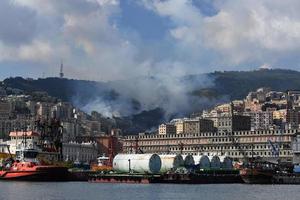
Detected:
left=191, top=69, right=300, bottom=100
left=3, top=68, right=300, bottom=134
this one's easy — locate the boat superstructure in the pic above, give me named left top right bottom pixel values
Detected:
left=0, top=131, right=70, bottom=181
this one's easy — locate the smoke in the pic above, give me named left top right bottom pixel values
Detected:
left=78, top=71, right=220, bottom=120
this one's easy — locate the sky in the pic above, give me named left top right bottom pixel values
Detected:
left=1, top=0, right=300, bottom=81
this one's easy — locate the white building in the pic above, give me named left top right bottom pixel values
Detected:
left=62, top=142, right=98, bottom=163
left=61, top=121, right=80, bottom=142
left=249, top=111, right=273, bottom=130
left=7, top=131, right=41, bottom=154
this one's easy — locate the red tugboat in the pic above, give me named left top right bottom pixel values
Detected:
left=0, top=126, right=71, bottom=181
left=0, top=147, right=70, bottom=181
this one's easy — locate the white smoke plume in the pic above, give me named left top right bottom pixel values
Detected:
left=77, top=72, right=220, bottom=119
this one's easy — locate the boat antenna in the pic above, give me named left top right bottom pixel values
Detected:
left=23, top=127, right=27, bottom=149
left=6, top=145, right=13, bottom=160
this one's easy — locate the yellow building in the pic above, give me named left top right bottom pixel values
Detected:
left=273, top=109, right=287, bottom=121
left=216, top=103, right=231, bottom=113
left=175, top=120, right=185, bottom=134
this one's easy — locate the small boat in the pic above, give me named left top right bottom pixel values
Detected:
left=91, top=155, right=113, bottom=172
left=240, top=161, right=277, bottom=184
left=0, top=147, right=70, bottom=181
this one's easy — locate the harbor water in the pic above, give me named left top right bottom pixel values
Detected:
left=0, top=182, right=300, bottom=200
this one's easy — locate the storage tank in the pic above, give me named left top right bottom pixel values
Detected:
left=219, top=156, right=233, bottom=169
left=182, top=155, right=195, bottom=167
left=113, top=154, right=161, bottom=174
left=209, top=155, right=221, bottom=169
left=160, top=154, right=184, bottom=172
left=193, top=155, right=210, bottom=169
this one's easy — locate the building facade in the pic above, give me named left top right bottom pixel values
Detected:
left=286, top=109, right=300, bottom=129
left=249, top=111, right=273, bottom=130
left=62, top=142, right=98, bottom=163
left=292, top=133, right=300, bottom=164
left=184, top=118, right=215, bottom=134
left=174, top=120, right=185, bottom=134
left=7, top=131, right=41, bottom=154
left=158, top=123, right=176, bottom=135
left=0, top=101, right=11, bottom=120
left=123, top=129, right=297, bottom=162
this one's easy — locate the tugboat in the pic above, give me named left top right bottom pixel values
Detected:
left=240, top=161, right=277, bottom=184
left=0, top=145, right=70, bottom=181
left=0, top=146, right=70, bottom=181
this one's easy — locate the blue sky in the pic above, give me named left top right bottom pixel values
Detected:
left=119, top=1, right=171, bottom=40
left=1, top=0, right=300, bottom=81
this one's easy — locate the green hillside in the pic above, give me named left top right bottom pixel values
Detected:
left=194, top=69, right=300, bottom=100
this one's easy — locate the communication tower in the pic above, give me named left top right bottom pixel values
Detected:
left=59, top=60, right=64, bottom=78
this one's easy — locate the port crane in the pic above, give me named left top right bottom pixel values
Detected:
left=178, top=142, right=184, bottom=154
left=35, top=118, right=63, bottom=160
left=267, top=139, right=279, bottom=157
left=224, top=130, right=253, bottom=162
left=225, top=102, right=255, bottom=163
left=129, top=136, right=144, bottom=154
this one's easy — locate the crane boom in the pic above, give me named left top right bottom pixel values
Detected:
left=225, top=130, right=253, bottom=161
left=267, top=139, right=279, bottom=157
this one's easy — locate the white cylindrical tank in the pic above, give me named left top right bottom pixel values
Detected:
left=182, top=155, right=195, bottom=167
left=159, top=154, right=184, bottom=172
left=209, top=155, right=221, bottom=169
left=113, top=154, right=161, bottom=174
left=219, top=156, right=233, bottom=169
left=193, top=155, right=210, bottom=169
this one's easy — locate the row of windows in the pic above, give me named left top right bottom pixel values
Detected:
left=218, top=121, right=231, bottom=127
left=125, top=136, right=291, bottom=146
left=64, top=148, right=96, bottom=154
left=227, top=151, right=291, bottom=156
left=128, top=129, right=297, bottom=140
left=134, top=144, right=290, bottom=151
left=11, top=136, right=35, bottom=140
left=63, top=154, right=96, bottom=162
left=133, top=147, right=292, bottom=157
left=132, top=147, right=292, bottom=157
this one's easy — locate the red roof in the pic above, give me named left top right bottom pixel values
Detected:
left=9, top=131, right=40, bottom=137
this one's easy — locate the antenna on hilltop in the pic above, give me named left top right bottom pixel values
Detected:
left=59, top=59, right=64, bottom=78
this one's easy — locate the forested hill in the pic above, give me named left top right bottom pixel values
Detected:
left=3, top=68, right=300, bottom=134
left=192, top=69, right=300, bottom=100
left=4, top=69, right=300, bottom=102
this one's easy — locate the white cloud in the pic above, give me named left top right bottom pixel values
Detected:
left=3, top=0, right=300, bottom=77
left=141, top=0, right=300, bottom=67
left=0, top=39, right=70, bottom=64
left=1, top=0, right=141, bottom=81
left=12, top=0, right=56, bottom=15
left=95, top=0, right=119, bottom=6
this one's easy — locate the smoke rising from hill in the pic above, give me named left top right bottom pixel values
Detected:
left=77, top=73, right=225, bottom=120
